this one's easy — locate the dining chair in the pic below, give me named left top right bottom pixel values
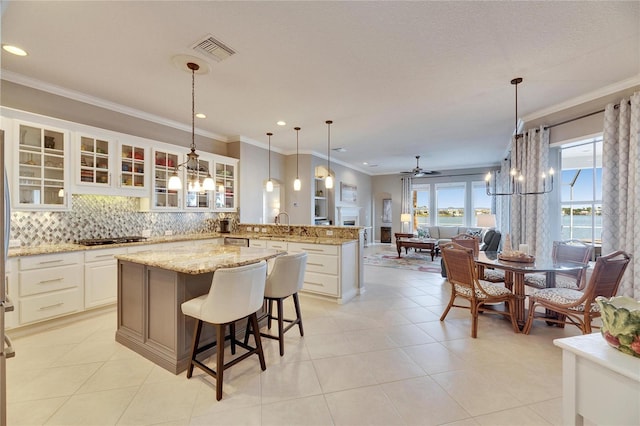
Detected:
left=440, top=242, right=520, bottom=338
left=244, top=252, right=307, bottom=356
left=443, top=234, right=505, bottom=283
left=523, top=240, right=593, bottom=290
left=181, top=261, right=268, bottom=401
left=522, top=250, right=630, bottom=335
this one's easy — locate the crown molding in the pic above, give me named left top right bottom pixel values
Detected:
left=523, top=74, right=640, bottom=123
left=1, top=70, right=228, bottom=142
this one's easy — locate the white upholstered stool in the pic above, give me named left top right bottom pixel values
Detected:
left=245, top=252, right=307, bottom=356
left=181, top=261, right=267, bottom=401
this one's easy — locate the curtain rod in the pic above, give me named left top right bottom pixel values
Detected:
left=528, top=100, right=630, bottom=133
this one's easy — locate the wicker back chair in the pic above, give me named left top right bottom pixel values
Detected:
left=440, top=242, right=520, bottom=338
left=524, top=240, right=593, bottom=290
left=451, top=233, right=479, bottom=255
left=522, top=250, right=630, bottom=335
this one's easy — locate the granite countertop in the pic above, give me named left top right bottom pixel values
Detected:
left=115, top=245, right=284, bottom=275
left=8, top=232, right=357, bottom=257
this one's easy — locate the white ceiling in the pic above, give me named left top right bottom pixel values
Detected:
left=1, top=1, right=639, bottom=175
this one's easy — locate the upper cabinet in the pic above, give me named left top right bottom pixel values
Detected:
left=14, top=120, right=70, bottom=210
left=119, top=142, right=147, bottom=192
left=214, top=158, right=237, bottom=211
left=152, top=148, right=182, bottom=210
left=76, top=134, right=113, bottom=188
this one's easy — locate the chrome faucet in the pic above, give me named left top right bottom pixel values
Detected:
left=275, top=211, right=290, bottom=234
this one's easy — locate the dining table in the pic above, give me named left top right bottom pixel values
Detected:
left=474, top=251, right=589, bottom=329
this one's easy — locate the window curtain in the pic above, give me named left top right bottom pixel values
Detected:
left=495, top=157, right=511, bottom=234
left=510, top=126, right=552, bottom=259
left=602, top=92, right=640, bottom=299
left=401, top=177, right=412, bottom=232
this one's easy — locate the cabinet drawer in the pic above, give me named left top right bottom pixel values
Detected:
left=305, top=253, right=338, bottom=275
left=20, top=287, right=83, bottom=324
left=19, top=264, right=83, bottom=297
left=288, top=242, right=338, bottom=255
left=85, top=247, right=128, bottom=263
left=302, top=271, right=339, bottom=296
left=250, top=240, right=267, bottom=248
left=19, top=252, right=82, bottom=270
left=267, top=241, right=288, bottom=251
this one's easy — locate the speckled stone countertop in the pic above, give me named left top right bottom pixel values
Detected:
left=8, top=230, right=358, bottom=257
left=115, top=245, right=284, bottom=275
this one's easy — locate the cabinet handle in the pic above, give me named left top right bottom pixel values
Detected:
left=305, top=281, right=324, bottom=287
left=39, top=277, right=64, bottom=284
left=302, top=248, right=325, bottom=253
left=308, top=262, right=324, bottom=267
left=5, top=276, right=9, bottom=295
left=93, top=254, right=114, bottom=259
left=38, top=259, right=64, bottom=265
left=38, top=302, right=64, bottom=311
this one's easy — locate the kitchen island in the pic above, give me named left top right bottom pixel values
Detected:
left=115, top=244, right=283, bottom=374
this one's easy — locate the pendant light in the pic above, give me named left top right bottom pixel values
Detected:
left=325, top=120, right=334, bottom=189
left=168, top=62, right=214, bottom=191
left=293, top=127, right=301, bottom=191
left=266, top=132, right=274, bottom=192
left=485, top=77, right=553, bottom=196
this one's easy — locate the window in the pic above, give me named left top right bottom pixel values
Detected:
left=471, top=181, right=492, bottom=226
left=436, top=183, right=465, bottom=226
left=413, top=188, right=429, bottom=232
left=560, top=137, right=602, bottom=255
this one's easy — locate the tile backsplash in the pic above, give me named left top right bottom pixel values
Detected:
left=10, top=194, right=238, bottom=246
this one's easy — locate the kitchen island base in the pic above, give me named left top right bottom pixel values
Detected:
left=116, top=261, right=253, bottom=374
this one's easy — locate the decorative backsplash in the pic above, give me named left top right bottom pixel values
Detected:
left=10, top=194, right=239, bottom=247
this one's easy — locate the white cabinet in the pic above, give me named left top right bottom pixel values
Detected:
left=75, top=133, right=113, bottom=189
left=214, top=159, right=237, bottom=211
left=288, top=241, right=357, bottom=304
left=152, top=148, right=182, bottom=210
left=250, top=240, right=267, bottom=248
left=84, top=247, right=127, bottom=309
left=313, top=177, right=328, bottom=224
left=13, top=120, right=70, bottom=210
left=267, top=241, right=288, bottom=251
left=119, top=141, right=147, bottom=193
left=17, top=252, right=83, bottom=325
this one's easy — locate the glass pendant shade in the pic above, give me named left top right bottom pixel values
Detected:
left=266, top=179, right=274, bottom=192
left=168, top=172, right=182, bottom=190
left=325, top=175, right=333, bottom=189
left=202, top=175, right=215, bottom=191
left=293, top=178, right=301, bottom=191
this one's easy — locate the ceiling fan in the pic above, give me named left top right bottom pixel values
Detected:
left=400, top=155, right=438, bottom=178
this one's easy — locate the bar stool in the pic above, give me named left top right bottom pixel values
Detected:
left=245, top=252, right=307, bottom=356
left=181, top=261, right=267, bottom=401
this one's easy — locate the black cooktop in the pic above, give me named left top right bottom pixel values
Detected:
left=77, top=236, right=147, bottom=246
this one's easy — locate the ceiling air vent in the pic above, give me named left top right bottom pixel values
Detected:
left=191, top=34, right=236, bottom=62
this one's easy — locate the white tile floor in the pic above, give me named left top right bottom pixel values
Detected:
left=6, top=245, right=585, bottom=425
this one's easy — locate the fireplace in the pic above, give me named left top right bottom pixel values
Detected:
left=337, top=206, right=361, bottom=226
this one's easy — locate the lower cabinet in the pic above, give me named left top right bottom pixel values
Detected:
left=84, top=247, right=128, bottom=309
left=288, top=241, right=358, bottom=304
left=18, top=252, right=84, bottom=325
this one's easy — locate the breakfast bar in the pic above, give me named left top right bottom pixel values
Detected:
left=115, top=244, right=283, bottom=374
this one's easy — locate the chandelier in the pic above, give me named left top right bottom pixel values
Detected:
left=168, top=62, right=214, bottom=191
left=486, top=78, right=554, bottom=196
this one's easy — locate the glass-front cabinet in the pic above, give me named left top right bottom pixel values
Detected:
left=119, top=142, right=146, bottom=191
left=76, top=134, right=111, bottom=187
left=152, top=148, right=181, bottom=210
left=215, top=159, right=237, bottom=211
left=15, top=121, right=69, bottom=210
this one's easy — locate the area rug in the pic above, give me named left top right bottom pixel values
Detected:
left=363, top=250, right=442, bottom=274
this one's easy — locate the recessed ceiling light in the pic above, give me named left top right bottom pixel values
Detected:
left=195, top=113, right=206, bottom=119
left=276, top=121, right=286, bottom=126
left=2, top=44, right=27, bottom=56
